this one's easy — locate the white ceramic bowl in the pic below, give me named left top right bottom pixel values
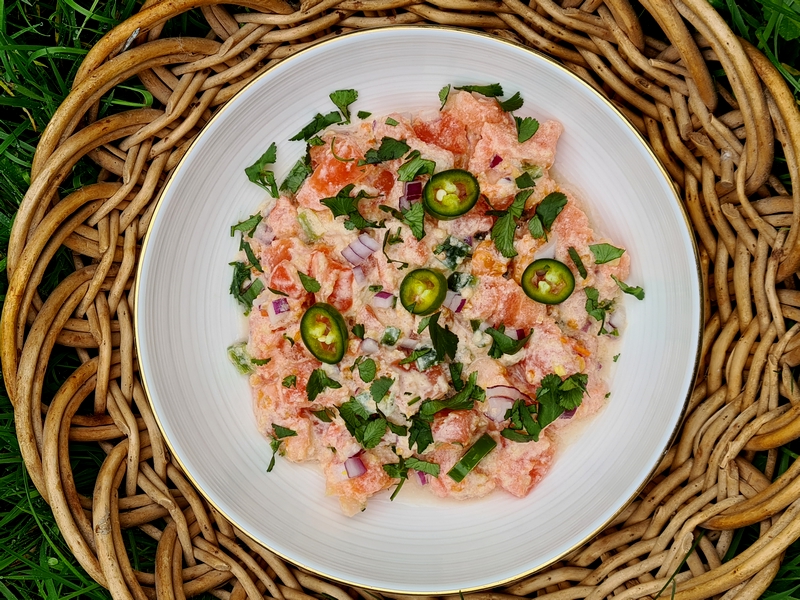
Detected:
left=135, top=27, right=701, bottom=594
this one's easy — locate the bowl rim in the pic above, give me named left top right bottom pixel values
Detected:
left=133, top=24, right=704, bottom=594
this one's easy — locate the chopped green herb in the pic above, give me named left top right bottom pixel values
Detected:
left=417, top=315, right=433, bottom=334
left=308, top=135, right=325, bottom=146
left=379, top=202, right=426, bottom=241
left=515, top=172, right=536, bottom=189
left=298, top=271, right=321, bottom=293
left=612, top=275, right=645, bottom=300
left=359, top=137, right=410, bottom=166
left=455, top=83, right=503, bottom=97
left=485, top=325, right=532, bottom=358
left=244, top=143, right=279, bottom=197
left=417, top=372, right=484, bottom=421
left=339, top=397, right=387, bottom=449
left=369, top=285, right=383, bottom=293
left=229, top=262, right=264, bottom=313
left=613, top=353, right=620, bottom=362
left=439, top=84, right=451, bottom=109
left=307, top=369, right=342, bottom=402
left=398, top=347, right=434, bottom=366
left=408, top=416, right=434, bottom=453
left=568, top=247, right=588, bottom=279
left=397, top=150, right=436, bottom=182
left=449, top=362, right=464, bottom=391
left=385, top=117, right=399, bottom=126
left=282, top=375, right=297, bottom=388
left=515, top=116, right=539, bottom=143
left=357, top=110, right=372, bottom=119
left=267, top=437, right=282, bottom=472
left=313, top=409, right=334, bottom=422
left=498, top=91, right=523, bottom=112
left=240, top=238, right=262, bottom=273
left=358, top=358, right=377, bottom=383
left=290, top=111, right=342, bottom=141
left=352, top=323, right=365, bottom=339
left=273, top=424, right=297, bottom=439
left=528, top=192, right=567, bottom=241
left=382, top=228, right=409, bottom=269
left=230, top=214, right=261, bottom=237
left=428, top=311, right=459, bottom=362
left=267, top=287, right=288, bottom=296
left=589, top=243, right=625, bottom=264
left=491, top=189, right=533, bottom=258
left=329, top=88, right=358, bottom=123
left=280, top=155, right=312, bottom=194
left=321, top=184, right=383, bottom=230
left=584, top=287, right=615, bottom=335
left=470, top=319, right=482, bottom=332
left=370, top=376, right=394, bottom=403
left=252, top=357, right=271, bottom=366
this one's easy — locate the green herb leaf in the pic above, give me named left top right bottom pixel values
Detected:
left=229, top=262, right=263, bottom=313
left=298, top=271, right=321, bottom=293
left=251, top=357, right=271, bottom=366
left=612, top=275, right=645, bottom=300
left=359, top=137, right=411, bottom=165
left=408, top=417, right=434, bottom=453
left=589, top=243, right=625, bottom=264
left=352, top=323, right=365, bottom=339
left=329, top=88, right=358, bottom=123
left=267, top=437, right=282, bottom=472
left=398, top=347, right=434, bottom=365
left=515, top=116, right=540, bottom=143
left=515, top=172, right=536, bottom=189
left=273, top=424, right=297, bottom=439
left=379, top=202, right=426, bottom=241
left=321, top=184, right=382, bottom=230
left=382, top=228, right=409, bottom=270
left=405, top=457, right=440, bottom=476
left=397, top=150, right=436, bottom=182
left=418, top=315, right=432, bottom=334
left=455, top=83, right=503, bottom=97
left=358, top=358, right=377, bottom=383
left=439, top=84, right=451, bottom=109
left=499, top=91, right=523, bottom=112
left=428, top=312, right=459, bottom=362
left=280, top=155, right=312, bottom=194
left=313, top=409, right=334, bottom=422
left=244, top=143, right=279, bottom=197
left=449, top=362, right=464, bottom=391
left=307, top=369, right=342, bottom=402
left=485, top=325, right=532, bottom=358
left=385, top=117, right=399, bottom=126
left=357, top=110, right=372, bottom=119
left=230, top=214, right=261, bottom=237
left=308, top=135, right=325, bottom=146
left=491, top=213, right=518, bottom=258
left=559, top=373, right=588, bottom=409
left=537, top=192, right=567, bottom=231
left=362, top=418, right=387, bottom=448
left=370, top=376, right=394, bottom=403
left=290, top=111, right=342, bottom=141
left=528, top=216, right=545, bottom=239
left=418, top=372, right=484, bottom=420
left=584, top=286, right=615, bottom=335
left=568, top=247, right=588, bottom=279
left=240, top=239, right=263, bottom=272
left=282, top=375, right=297, bottom=388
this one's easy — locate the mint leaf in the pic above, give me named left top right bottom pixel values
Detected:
left=359, top=137, right=410, bottom=166
left=589, top=243, right=625, bottom=264
left=307, top=369, right=342, bottom=402
left=362, top=418, right=387, bottom=448
left=499, top=91, right=523, bottom=112
left=537, top=192, right=567, bottom=230
left=329, top=88, right=358, bottom=123
left=455, top=83, right=503, bottom=97
left=313, top=409, right=333, bottom=422
left=612, top=275, right=645, bottom=300
left=568, top=247, right=588, bottom=279
left=244, top=143, right=279, bottom=197
left=298, top=271, right=321, bottom=293
left=290, top=111, right=342, bottom=141
left=491, top=213, right=518, bottom=258
left=515, top=116, right=539, bottom=143
left=515, top=172, right=536, bottom=189
left=370, top=377, right=394, bottom=404
left=528, top=216, right=544, bottom=239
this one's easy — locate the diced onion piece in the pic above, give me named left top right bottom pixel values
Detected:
left=478, top=321, right=490, bottom=332
left=342, top=235, right=379, bottom=265
left=489, top=154, right=503, bottom=168
left=416, top=470, right=428, bottom=485
left=560, top=408, right=577, bottom=419
left=399, top=195, right=411, bottom=211
left=344, top=455, right=367, bottom=478
left=486, top=385, right=529, bottom=402
left=352, top=266, right=366, bottom=284
left=397, top=337, right=418, bottom=350
left=267, top=298, right=291, bottom=327
left=342, top=246, right=364, bottom=266
left=443, top=290, right=465, bottom=313
left=505, top=328, right=527, bottom=341
left=359, top=233, right=380, bottom=252
left=360, top=338, right=380, bottom=354
left=253, top=221, right=275, bottom=245
left=405, top=181, right=423, bottom=201
left=486, top=396, right=515, bottom=421
left=372, top=291, right=395, bottom=309
left=534, top=232, right=558, bottom=260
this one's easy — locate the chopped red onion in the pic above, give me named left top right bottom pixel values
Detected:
left=344, top=455, right=367, bottom=478
left=267, top=297, right=290, bottom=327
left=560, top=408, right=577, bottom=419
left=486, top=396, right=515, bottom=421
left=505, top=328, right=527, bottom=341
left=352, top=266, right=366, bottom=284
left=416, top=470, right=428, bottom=485
left=342, top=235, right=378, bottom=266
left=399, top=195, right=411, bottom=211
left=372, top=291, right=395, bottom=309
left=405, top=181, right=423, bottom=200
left=342, top=246, right=364, bottom=266
left=397, top=337, right=418, bottom=350
left=443, top=290, right=466, bottom=313
left=464, top=236, right=473, bottom=246
left=489, top=154, right=503, bottom=168
left=253, top=221, right=275, bottom=245
left=486, top=385, right=529, bottom=402
left=359, top=233, right=380, bottom=252
left=360, top=338, right=380, bottom=354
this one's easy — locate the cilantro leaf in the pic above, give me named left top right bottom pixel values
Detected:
left=379, top=202, right=426, bottom=241
left=329, top=89, right=358, bottom=123
left=398, top=347, right=434, bottom=365
left=397, top=150, right=436, bottom=182
left=273, top=424, right=297, bottom=439
left=357, top=358, right=377, bottom=383
left=559, top=373, right=588, bottom=409
left=408, top=418, right=434, bottom=453
left=282, top=375, right=297, bottom=388
left=340, top=397, right=371, bottom=423
left=230, top=214, right=261, bottom=237
left=449, top=362, right=464, bottom=391
left=418, top=372, right=484, bottom=420
left=589, top=243, right=625, bottom=264
left=568, top=247, right=588, bottom=279
left=455, top=83, right=503, bottom=97
left=515, top=172, right=536, bottom=189
left=298, top=271, right=321, bottom=293
left=307, top=369, right=342, bottom=402
left=267, top=437, right=282, bottom=472
left=509, top=189, right=533, bottom=218
left=280, top=155, right=312, bottom=194
left=370, top=376, right=394, bottom=403
left=490, top=190, right=533, bottom=258
left=229, top=262, right=263, bottom=313
left=313, top=409, right=333, bottom=422
left=612, top=275, right=645, bottom=300
left=405, top=457, right=440, bottom=476
left=321, top=184, right=382, bottom=230
left=528, top=216, right=544, bottom=239
left=529, top=192, right=567, bottom=240
left=352, top=323, right=365, bottom=339
left=439, top=84, right=450, bottom=109
left=515, top=116, right=540, bottom=143
left=485, top=325, right=532, bottom=358
left=417, top=315, right=432, bottom=334
left=385, top=117, right=399, bottom=126
left=362, top=418, right=387, bottom=448
left=244, top=143, right=279, bottom=197
left=428, top=312, right=459, bottom=362
left=240, top=238, right=262, bottom=272
left=382, top=228, right=409, bottom=269
left=359, top=137, right=410, bottom=166
left=584, top=287, right=615, bottom=335
left=357, top=110, right=372, bottom=119
left=290, top=111, right=342, bottom=141
left=499, top=91, right=523, bottom=112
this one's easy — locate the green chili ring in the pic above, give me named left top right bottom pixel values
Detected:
left=521, top=258, right=576, bottom=305
left=422, top=169, right=480, bottom=220
left=300, top=303, right=348, bottom=364
left=399, top=268, right=448, bottom=315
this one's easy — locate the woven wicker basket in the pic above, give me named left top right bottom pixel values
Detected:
left=3, top=0, right=800, bottom=599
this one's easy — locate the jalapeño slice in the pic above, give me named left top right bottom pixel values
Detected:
left=521, top=258, right=575, bottom=305
left=300, top=303, right=348, bottom=364
left=447, top=433, right=497, bottom=482
left=399, top=268, right=447, bottom=315
left=422, top=169, right=480, bottom=220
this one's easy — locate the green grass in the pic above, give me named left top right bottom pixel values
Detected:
left=0, top=0, right=799, bottom=598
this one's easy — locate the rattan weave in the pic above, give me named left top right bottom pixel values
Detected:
left=3, top=0, right=800, bottom=598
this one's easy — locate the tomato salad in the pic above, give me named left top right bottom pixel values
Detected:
left=227, top=86, right=644, bottom=516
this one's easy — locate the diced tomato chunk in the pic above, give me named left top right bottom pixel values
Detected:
left=413, top=113, right=468, bottom=155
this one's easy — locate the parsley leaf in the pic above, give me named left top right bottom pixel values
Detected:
left=515, top=116, right=540, bottom=143
left=485, top=325, right=532, bottom=358
left=307, top=369, right=342, bottom=402
left=455, top=83, right=503, bottom=97
left=428, top=312, right=459, bottom=362
left=230, top=214, right=261, bottom=237
left=329, top=89, right=358, bottom=123
left=370, top=376, right=394, bottom=403
left=352, top=323, right=365, bottom=339
left=298, top=271, right=321, bottom=293
left=529, top=192, right=567, bottom=240
left=490, top=190, right=533, bottom=258
left=439, top=84, right=450, bottom=109
left=612, top=275, right=645, bottom=300
left=584, top=287, right=615, bottom=335
left=321, top=184, right=382, bottom=230
left=338, top=397, right=387, bottom=449
left=568, top=247, right=588, bottom=279
left=280, top=155, right=312, bottom=194
left=359, top=137, right=410, bottom=166
left=290, top=111, right=342, bottom=141
left=244, top=143, right=279, bottom=197
left=499, top=91, right=523, bottom=112
left=282, top=375, right=297, bottom=388
left=589, top=243, right=625, bottom=264
left=357, top=358, right=377, bottom=383
left=379, top=202, right=426, bottom=241
left=397, top=150, right=436, bottom=182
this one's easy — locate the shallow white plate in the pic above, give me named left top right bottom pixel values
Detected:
left=135, top=27, right=701, bottom=594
